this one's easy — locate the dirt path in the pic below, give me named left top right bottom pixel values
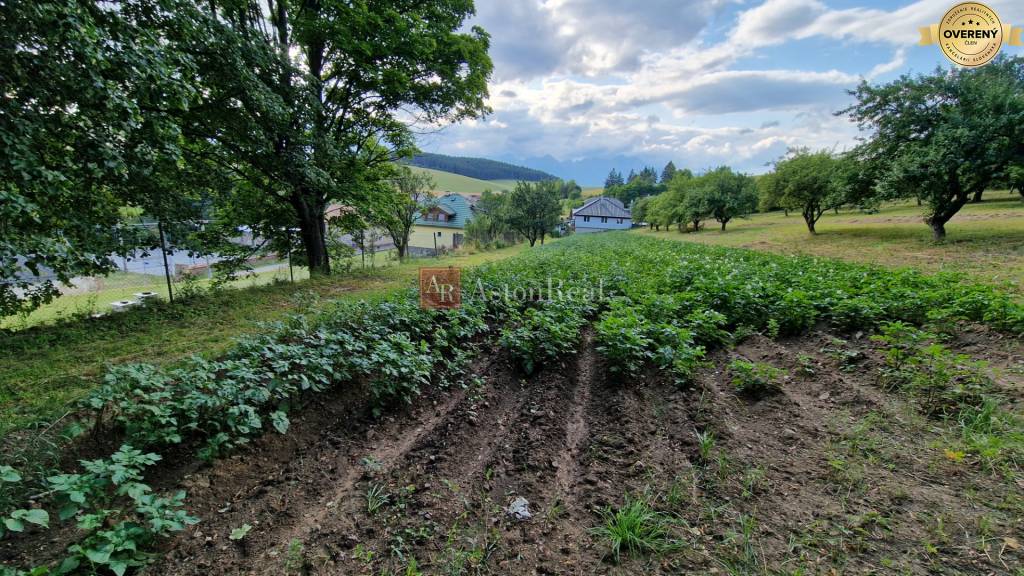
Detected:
left=145, top=331, right=1023, bottom=576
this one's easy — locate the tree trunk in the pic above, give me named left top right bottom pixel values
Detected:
left=720, top=220, right=727, bottom=231
left=926, top=181, right=970, bottom=242
left=803, top=203, right=821, bottom=234
left=292, top=194, right=330, bottom=275
left=692, top=219, right=700, bottom=232
left=971, top=189, right=984, bottom=203
left=803, top=211, right=816, bottom=234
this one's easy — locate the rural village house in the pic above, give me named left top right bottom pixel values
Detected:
left=571, top=197, right=631, bottom=233
left=409, top=193, right=475, bottom=254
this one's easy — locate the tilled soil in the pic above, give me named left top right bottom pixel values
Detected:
left=56, top=329, right=1024, bottom=574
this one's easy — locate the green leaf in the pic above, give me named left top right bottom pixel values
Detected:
left=12, top=509, right=49, bottom=528
left=270, top=411, right=289, bottom=434
left=57, top=555, right=81, bottom=574
left=4, top=518, right=24, bottom=532
left=0, top=465, right=21, bottom=483
left=229, top=523, right=252, bottom=541
left=84, top=545, right=112, bottom=564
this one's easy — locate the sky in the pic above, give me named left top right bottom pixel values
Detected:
left=415, top=0, right=1024, bottom=185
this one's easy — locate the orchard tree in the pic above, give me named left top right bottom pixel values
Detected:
left=698, top=167, right=758, bottom=231
left=631, top=196, right=652, bottom=227
left=465, top=189, right=511, bottom=248
left=506, top=181, right=562, bottom=246
left=770, top=149, right=845, bottom=234
left=841, top=56, right=1024, bottom=240
left=186, top=0, right=492, bottom=273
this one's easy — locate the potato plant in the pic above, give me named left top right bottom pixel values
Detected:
left=4, top=233, right=1023, bottom=575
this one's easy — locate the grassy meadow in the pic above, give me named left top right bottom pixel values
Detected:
left=636, top=192, right=1024, bottom=296
left=410, top=166, right=514, bottom=195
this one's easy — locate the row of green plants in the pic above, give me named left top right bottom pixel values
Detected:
left=0, top=294, right=499, bottom=575
left=478, top=233, right=1020, bottom=386
left=4, top=233, right=1022, bottom=574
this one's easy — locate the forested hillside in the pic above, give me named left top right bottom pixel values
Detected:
left=404, top=152, right=556, bottom=181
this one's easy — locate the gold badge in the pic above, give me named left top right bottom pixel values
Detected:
left=919, top=3, right=1022, bottom=67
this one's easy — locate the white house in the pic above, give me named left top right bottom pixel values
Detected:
left=571, top=197, right=631, bottom=233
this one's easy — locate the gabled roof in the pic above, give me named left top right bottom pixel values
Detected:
left=572, top=196, right=631, bottom=219
left=414, top=193, right=474, bottom=229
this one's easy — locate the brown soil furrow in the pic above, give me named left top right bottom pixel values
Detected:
left=251, top=386, right=471, bottom=566
left=316, top=363, right=529, bottom=573
left=153, top=377, right=475, bottom=575
left=554, top=329, right=595, bottom=498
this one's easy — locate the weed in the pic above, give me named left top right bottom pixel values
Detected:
left=284, top=538, right=306, bottom=574
left=229, top=523, right=253, bottom=541
left=741, top=466, right=765, bottom=498
left=695, top=429, right=716, bottom=464
left=591, top=496, right=676, bottom=563
left=366, top=484, right=390, bottom=515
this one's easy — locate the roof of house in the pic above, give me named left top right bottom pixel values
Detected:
left=572, top=197, right=631, bottom=219
left=414, top=193, right=474, bottom=229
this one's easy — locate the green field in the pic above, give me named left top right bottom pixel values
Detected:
left=636, top=193, right=1024, bottom=296
left=410, top=167, right=514, bottom=195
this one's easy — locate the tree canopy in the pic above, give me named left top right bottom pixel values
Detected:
left=0, top=0, right=494, bottom=316
left=840, top=56, right=1024, bottom=239
left=765, top=149, right=847, bottom=234
left=505, top=181, right=562, bottom=247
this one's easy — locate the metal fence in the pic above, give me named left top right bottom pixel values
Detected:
left=2, top=222, right=299, bottom=329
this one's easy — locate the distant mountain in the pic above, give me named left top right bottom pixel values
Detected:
left=404, top=153, right=557, bottom=182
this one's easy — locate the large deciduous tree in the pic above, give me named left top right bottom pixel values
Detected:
left=840, top=57, right=1024, bottom=240
left=187, top=0, right=492, bottom=273
left=0, top=0, right=203, bottom=316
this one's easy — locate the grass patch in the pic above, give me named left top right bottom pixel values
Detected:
left=592, top=495, right=677, bottom=562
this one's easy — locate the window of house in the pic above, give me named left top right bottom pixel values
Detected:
left=601, top=217, right=608, bottom=223
left=617, top=218, right=623, bottom=224
left=583, top=216, right=590, bottom=223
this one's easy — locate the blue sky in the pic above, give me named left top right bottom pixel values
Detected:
left=416, top=0, right=1024, bottom=185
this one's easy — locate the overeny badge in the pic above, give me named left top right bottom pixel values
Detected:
left=919, top=3, right=1022, bottom=67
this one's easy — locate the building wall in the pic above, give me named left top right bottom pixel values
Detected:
left=409, top=225, right=464, bottom=250
left=573, top=217, right=632, bottom=233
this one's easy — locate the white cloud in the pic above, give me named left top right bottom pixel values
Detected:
left=426, top=0, right=1024, bottom=181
